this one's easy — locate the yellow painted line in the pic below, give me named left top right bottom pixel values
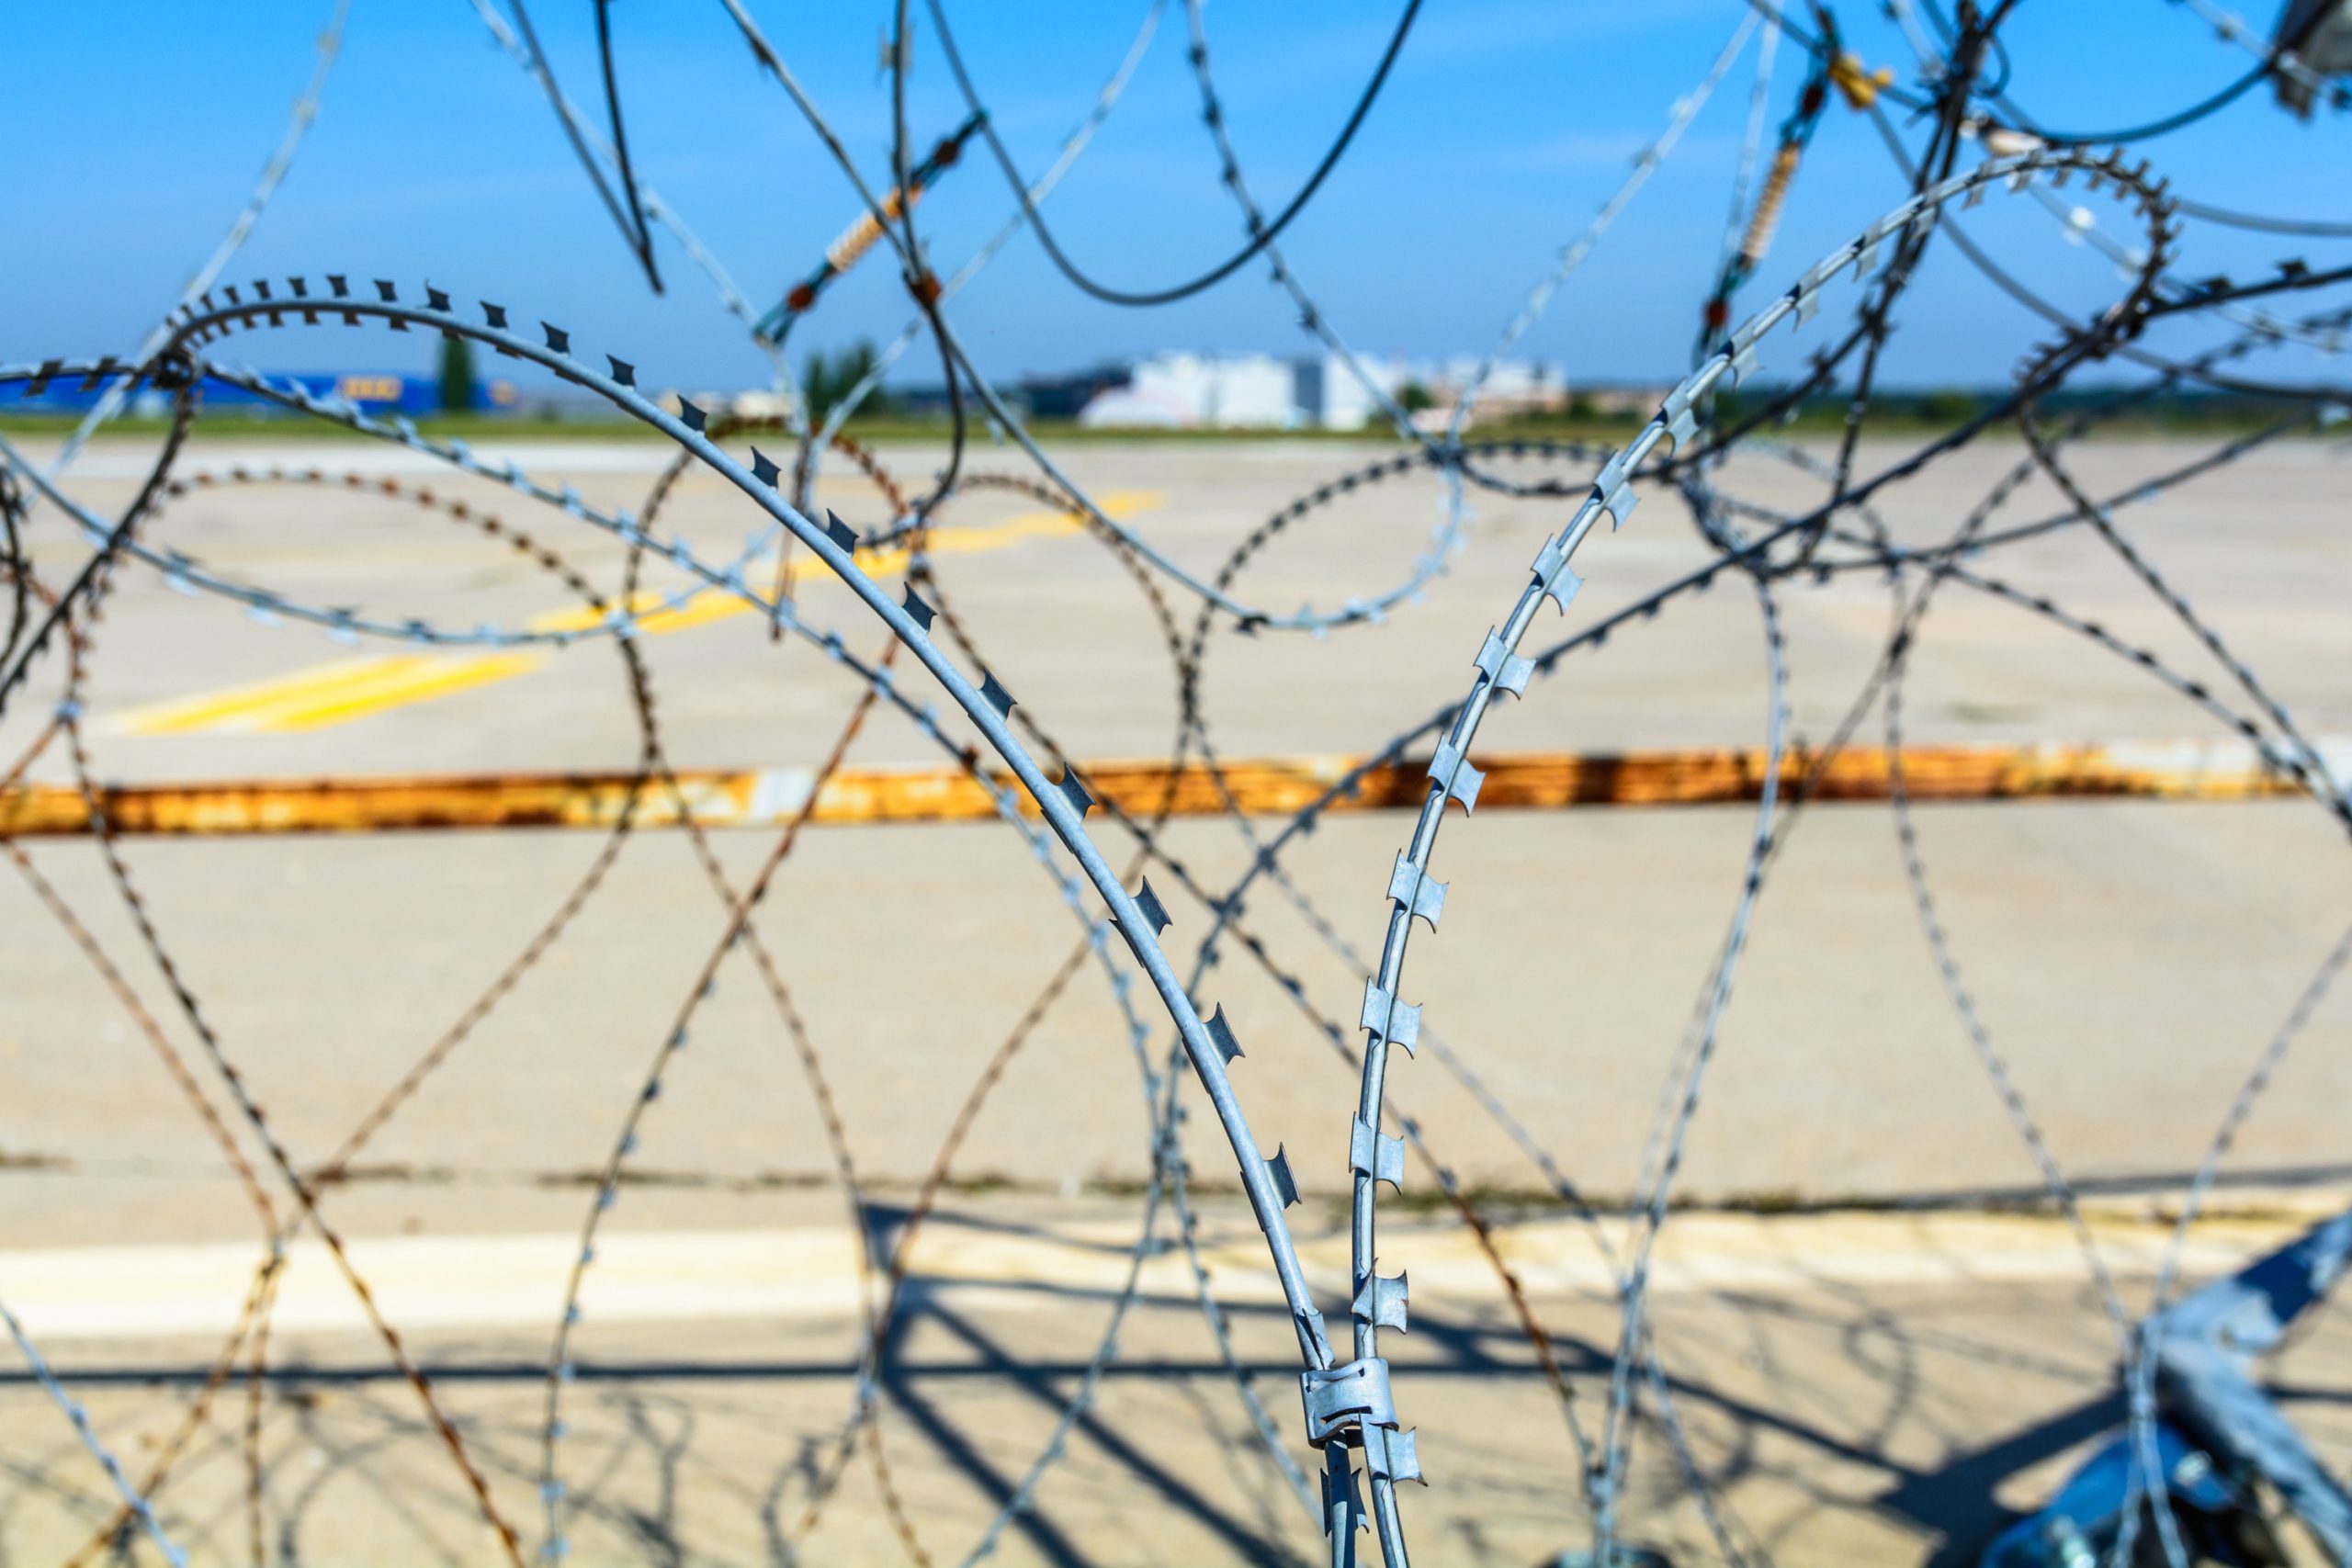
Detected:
left=524, top=490, right=1158, bottom=636
left=256, top=652, right=548, bottom=731
left=115, top=656, right=433, bottom=736
left=115, top=654, right=549, bottom=736
left=110, top=491, right=1161, bottom=735
left=0, top=739, right=2329, bottom=839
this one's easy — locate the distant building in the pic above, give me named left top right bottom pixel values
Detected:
left=0, top=371, right=516, bottom=418
left=1427, top=355, right=1567, bottom=419
left=1448, top=359, right=1561, bottom=421
left=1078, top=352, right=1298, bottom=429
left=1056, top=350, right=1428, bottom=431
left=1294, top=352, right=1408, bottom=430
left=1578, top=383, right=1673, bottom=417
left=1072, top=383, right=1184, bottom=428
left=726, top=388, right=793, bottom=421
left=980, top=350, right=1587, bottom=432
left=1015, top=365, right=1128, bottom=421
left=1297, top=353, right=1571, bottom=428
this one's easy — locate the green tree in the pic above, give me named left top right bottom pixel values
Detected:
left=802, top=339, right=886, bottom=423
left=436, top=334, right=478, bottom=414
left=1397, top=379, right=1436, bottom=414
left=1917, top=388, right=1979, bottom=427
left=801, top=349, right=837, bottom=423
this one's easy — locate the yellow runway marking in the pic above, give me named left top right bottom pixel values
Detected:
left=110, top=491, right=1161, bottom=735
left=111, top=653, right=552, bottom=736
left=258, top=653, right=548, bottom=732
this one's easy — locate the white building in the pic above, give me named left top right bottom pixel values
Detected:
left=1067, top=349, right=1566, bottom=431
left=1079, top=352, right=1298, bottom=429
left=1410, top=356, right=1568, bottom=421
left=1293, top=352, right=1408, bottom=430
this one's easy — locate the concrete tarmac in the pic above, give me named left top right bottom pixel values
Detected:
left=2, top=1196, right=2348, bottom=1565
left=2, top=434, right=2346, bottom=1563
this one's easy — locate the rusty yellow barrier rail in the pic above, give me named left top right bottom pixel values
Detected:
left=0, top=739, right=2319, bottom=838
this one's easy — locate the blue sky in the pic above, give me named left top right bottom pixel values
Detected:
left=11, top=2, right=2347, bottom=391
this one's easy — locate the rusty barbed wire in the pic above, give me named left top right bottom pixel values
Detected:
left=3, top=6, right=2351, bottom=1567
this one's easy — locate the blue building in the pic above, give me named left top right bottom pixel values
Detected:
left=2, top=370, right=518, bottom=418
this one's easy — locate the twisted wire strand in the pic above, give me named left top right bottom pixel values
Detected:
left=0, top=1296, right=189, bottom=1568
left=8, top=8, right=2352, bottom=1562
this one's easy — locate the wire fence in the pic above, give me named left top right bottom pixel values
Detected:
left=3, top=3, right=2350, bottom=1564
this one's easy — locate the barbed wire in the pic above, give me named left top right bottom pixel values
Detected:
left=2, top=5, right=2349, bottom=1566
